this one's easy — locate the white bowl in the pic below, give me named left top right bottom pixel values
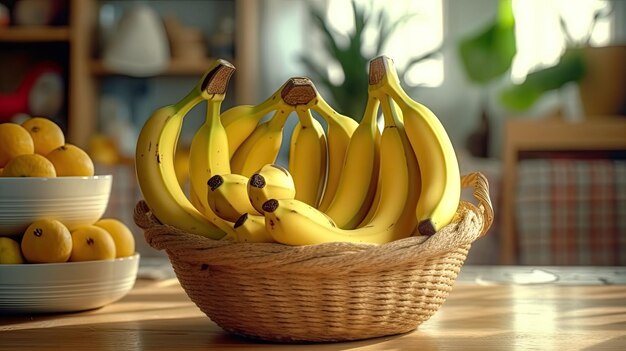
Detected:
left=0, top=175, right=112, bottom=236
left=0, top=253, right=140, bottom=313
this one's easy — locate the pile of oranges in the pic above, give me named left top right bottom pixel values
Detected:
left=0, top=117, right=94, bottom=177
left=0, top=117, right=136, bottom=264
left=0, top=217, right=135, bottom=264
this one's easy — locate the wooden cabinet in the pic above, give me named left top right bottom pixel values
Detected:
left=500, top=116, right=626, bottom=264
left=1, top=0, right=259, bottom=148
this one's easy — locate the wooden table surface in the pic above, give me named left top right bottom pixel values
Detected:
left=1, top=278, right=625, bottom=350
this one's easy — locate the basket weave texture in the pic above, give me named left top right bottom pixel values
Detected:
left=134, top=173, right=493, bottom=342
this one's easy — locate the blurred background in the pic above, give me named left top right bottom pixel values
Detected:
left=0, top=0, right=624, bottom=265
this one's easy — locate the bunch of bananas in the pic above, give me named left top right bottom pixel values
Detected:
left=135, top=56, right=461, bottom=245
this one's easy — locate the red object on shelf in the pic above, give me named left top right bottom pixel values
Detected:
left=0, top=62, right=63, bottom=121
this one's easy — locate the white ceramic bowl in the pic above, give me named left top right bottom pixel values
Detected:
left=0, top=253, right=140, bottom=313
left=0, top=175, right=112, bottom=236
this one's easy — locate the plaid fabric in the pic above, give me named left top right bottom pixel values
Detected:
left=516, top=159, right=626, bottom=266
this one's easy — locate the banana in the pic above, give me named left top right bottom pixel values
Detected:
left=261, top=111, right=414, bottom=245
left=221, top=81, right=290, bottom=159
left=233, top=213, right=274, bottom=243
left=356, top=93, right=421, bottom=232
left=288, top=107, right=328, bottom=207
left=262, top=198, right=338, bottom=233
left=230, top=78, right=318, bottom=177
left=307, top=88, right=358, bottom=211
left=371, top=94, right=421, bottom=235
left=370, top=56, right=460, bottom=235
left=321, top=90, right=381, bottom=229
left=207, top=173, right=259, bottom=222
left=247, top=164, right=296, bottom=214
left=135, top=64, right=227, bottom=239
left=188, top=60, right=235, bottom=219
left=229, top=107, right=292, bottom=177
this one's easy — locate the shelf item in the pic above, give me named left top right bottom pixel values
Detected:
left=100, top=4, right=170, bottom=77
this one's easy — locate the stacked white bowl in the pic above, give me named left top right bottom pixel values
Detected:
left=0, top=175, right=113, bottom=235
left=0, top=175, right=140, bottom=313
left=0, top=254, right=140, bottom=313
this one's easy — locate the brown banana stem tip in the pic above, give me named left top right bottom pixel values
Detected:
left=369, top=55, right=391, bottom=85
left=234, top=213, right=248, bottom=229
left=262, top=199, right=279, bottom=213
left=249, top=174, right=266, bottom=189
left=418, top=219, right=436, bottom=236
left=207, top=175, right=224, bottom=191
left=281, top=77, right=317, bottom=106
left=201, top=59, right=236, bottom=95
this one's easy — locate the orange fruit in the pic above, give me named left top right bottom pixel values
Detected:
left=88, top=134, right=119, bottom=165
left=22, top=117, right=65, bottom=156
left=94, top=218, right=135, bottom=258
left=0, top=123, right=34, bottom=167
left=1, top=154, right=57, bottom=177
left=21, top=219, right=72, bottom=263
left=70, top=225, right=116, bottom=262
left=45, top=144, right=95, bottom=176
left=0, top=237, right=25, bottom=264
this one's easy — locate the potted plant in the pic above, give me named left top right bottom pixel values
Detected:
left=301, top=0, right=438, bottom=121
left=457, top=0, right=516, bottom=157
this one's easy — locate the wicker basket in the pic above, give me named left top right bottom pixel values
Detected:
left=134, top=172, right=493, bottom=342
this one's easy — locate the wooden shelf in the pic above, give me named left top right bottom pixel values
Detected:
left=89, top=57, right=231, bottom=76
left=0, top=26, right=71, bottom=42
left=0, top=0, right=258, bottom=149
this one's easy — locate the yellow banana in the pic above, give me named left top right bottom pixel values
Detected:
left=233, top=213, right=274, bottom=243
left=247, top=164, right=296, bottom=214
left=262, top=112, right=413, bottom=245
left=135, top=66, right=226, bottom=239
left=371, top=93, right=421, bottom=235
left=262, top=198, right=338, bottom=234
left=321, top=90, right=381, bottom=229
left=288, top=107, right=328, bottom=207
left=207, top=173, right=260, bottom=222
left=306, top=88, right=358, bottom=211
left=221, top=81, right=290, bottom=159
left=229, top=78, right=317, bottom=177
left=229, top=107, right=292, bottom=177
left=371, top=56, right=460, bottom=235
left=188, top=60, right=235, bottom=219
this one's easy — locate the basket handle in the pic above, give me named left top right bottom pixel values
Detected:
left=461, top=172, right=493, bottom=238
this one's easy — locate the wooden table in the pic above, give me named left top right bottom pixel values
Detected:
left=1, top=278, right=625, bottom=350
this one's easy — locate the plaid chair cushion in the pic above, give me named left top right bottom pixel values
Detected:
left=516, top=159, right=626, bottom=265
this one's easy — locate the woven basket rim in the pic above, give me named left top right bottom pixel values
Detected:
left=134, top=199, right=485, bottom=274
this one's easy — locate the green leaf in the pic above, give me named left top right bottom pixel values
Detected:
left=499, top=48, right=586, bottom=110
left=458, top=0, right=516, bottom=85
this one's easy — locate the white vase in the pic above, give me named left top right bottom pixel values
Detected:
left=102, top=4, right=170, bottom=77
